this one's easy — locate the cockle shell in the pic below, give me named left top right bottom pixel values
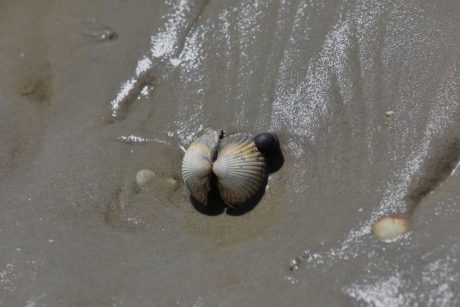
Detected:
left=181, top=130, right=267, bottom=207
left=213, top=133, right=266, bottom=207
left=181, top=129, right=222, bottom=204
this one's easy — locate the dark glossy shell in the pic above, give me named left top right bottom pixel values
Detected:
left=254, top=132, right=279, bottom=156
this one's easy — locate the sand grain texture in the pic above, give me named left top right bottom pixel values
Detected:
left=1, top=0, right=460, bottom=306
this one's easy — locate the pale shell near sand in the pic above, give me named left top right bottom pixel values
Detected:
left=135, top=169, right=156, bottom=188
left=372, top=215, right=411, bottom=242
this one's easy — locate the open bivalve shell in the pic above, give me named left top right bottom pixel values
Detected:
left=181, top=130, right=267, bottom=207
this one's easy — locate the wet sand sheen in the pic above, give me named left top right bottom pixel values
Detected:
left=0, top=0, right=460, bottom=306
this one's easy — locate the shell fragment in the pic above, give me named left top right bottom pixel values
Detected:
left=372, top=215, right=411, bottom=242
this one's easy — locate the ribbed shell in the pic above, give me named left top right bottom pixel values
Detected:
left=181, top=130, right=221, bottom=204
left=212, top=133, right=266, bottom=207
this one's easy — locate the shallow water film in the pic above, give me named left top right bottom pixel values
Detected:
left=1, top=0, right=460, bottom=306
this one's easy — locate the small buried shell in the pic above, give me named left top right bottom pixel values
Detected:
left=135, top=169, right=156, bottom=188
left=213, top=133, right=266, bottom=207
left=372, top=215, right=411, bottom=242
left=181, top=129, right=222, bottom=204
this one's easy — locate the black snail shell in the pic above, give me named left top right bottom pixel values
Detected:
left=182, top=129, right=278, bottom=207
left=254, top=132, right=279, bottom=156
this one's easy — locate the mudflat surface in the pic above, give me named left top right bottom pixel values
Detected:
left=1, top=0, right=460, bottom=306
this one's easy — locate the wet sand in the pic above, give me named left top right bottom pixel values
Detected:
left=1, top=0, right=460, bottom=306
